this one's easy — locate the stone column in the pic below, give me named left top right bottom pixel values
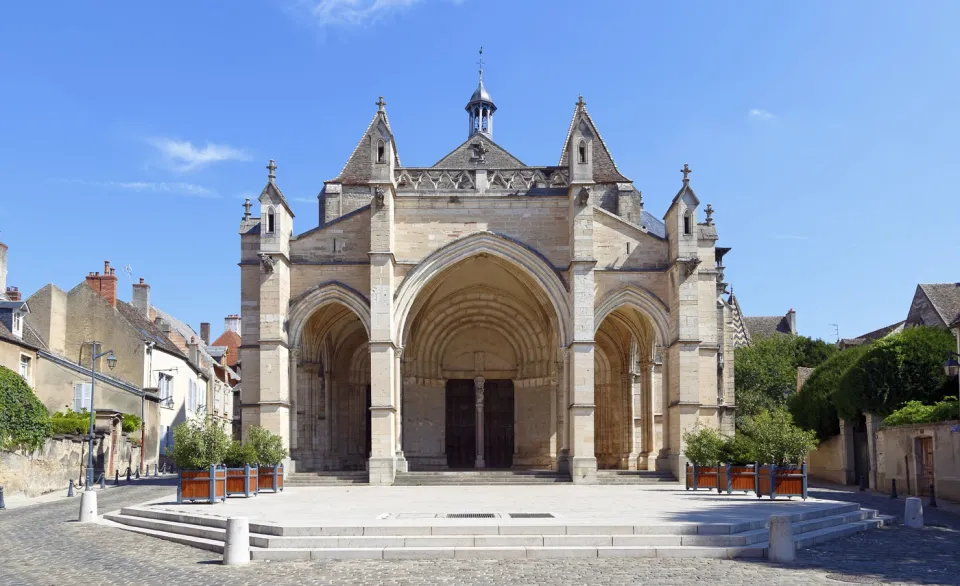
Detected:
left=474, top=376, right=485, bottom=469
left=395, top=347, right=407, bottom=472
left=556, top=348, right=570, bottom=474
left=640, top=361, right=655, bottom=470
left=289, top=349, right=300, bottom=453
left=839, top=418, right=856, bottom=485
left=865, top=412, right=882, bottom=490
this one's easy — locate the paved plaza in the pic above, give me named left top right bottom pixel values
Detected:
left=1, top=480, right=959, bottom=585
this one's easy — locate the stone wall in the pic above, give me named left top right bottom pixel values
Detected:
left=875, top=420, right=960, bottom=502
left=0, top=434, right=141, bottom=498
left=807, top=434, right=848, bottom=485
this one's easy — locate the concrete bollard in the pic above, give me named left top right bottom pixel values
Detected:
left=767, top=515, right=795, bottom=562
left=223, top=517, right=250, bottom=565
left=904, top=497, right=923, bottom=529
left=78, top=489, right=97, bottom=522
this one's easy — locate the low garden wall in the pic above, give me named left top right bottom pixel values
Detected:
left=807, top=433, right=849, bottom=485
left=875, top=420, right=960, bottom=502
left=0, top=434, right=141, bottom=498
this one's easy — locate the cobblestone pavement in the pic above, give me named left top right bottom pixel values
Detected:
left=1, top=480, right=958, bottom=586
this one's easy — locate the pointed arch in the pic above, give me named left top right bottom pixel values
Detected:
left=288, top=281, right=371, bottom=348
left=594, top=285, right=670, bottom=346
left=395, top=231, right=570, bottom=346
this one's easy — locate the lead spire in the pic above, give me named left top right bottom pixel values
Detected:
left=466, top=46, right=496, bottom=138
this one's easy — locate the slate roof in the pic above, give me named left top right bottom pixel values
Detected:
left=333, top=108, right=402, bottom=184
left=152, top=306, right=217, bottom=374
left=432, top=135, right=525, bottom=168
left=0, top=321, right=38, bottom=350
left=259, top=180, right=294, bottom=218
left=558, top=101, right=630, bottom=183
left=919, top=283, right=960, bottom=327
left=743, top=315, right=793, bottom=339
left=839, top=320, right=905, bottom=348
left=115, top=301, right=186, bottom=359
left=640, top=210, right=666, bottom=238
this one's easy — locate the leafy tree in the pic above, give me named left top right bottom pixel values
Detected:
left=795, top=337, right=837, bottom=368
left=121, top=413, right=142, bottom=434
left=789, top=344, right=870, bottom=441
left=833, top=327, right=954, bottom=419
left=167, top=417, right=230, bottom=470
left=223, top=440, right=259, bottom=468
left=738, top=407, right=818, bottom=466
left=681, top=425, right=726, bottom=466
left=247, top=425, right=288, bottom=466
left=0, top=366, right=51, bottom=451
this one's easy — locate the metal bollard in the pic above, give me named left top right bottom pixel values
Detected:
left=890, top=478, right=898, bottom=499
left=126, top=468, right=131, bottom=482
left=930, top=484, right=938, bottom=508
left=135, top=467, right=140, bottom=480
left=0, top=486, right=5, bottom=510
left=860, top=474, right=867, bottom=491
left=115, top=470, right=120, bottom=486
left=68, top=479, right=75, bottom=497
left=99, top=473, right=106, bottom=490
left=153, top=464, right=158, bottom=477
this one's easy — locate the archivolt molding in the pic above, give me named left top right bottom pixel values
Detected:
left=395, top=231, right=570, bottom=346
left=288, top=281, right=371, bottom=348
left=594, top=285, right=670, bottom=346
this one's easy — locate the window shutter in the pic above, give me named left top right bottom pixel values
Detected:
left=74, top=383, right=83, bottom=412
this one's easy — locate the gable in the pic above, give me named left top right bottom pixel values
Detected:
left=334, top=111, right=401, bottom=184
left=558, top=108, right=629, bottom=183
left=432, top=135, right=525, bottom=168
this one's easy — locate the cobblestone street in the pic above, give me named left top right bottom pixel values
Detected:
left=1, top=481, right=958, bottom=586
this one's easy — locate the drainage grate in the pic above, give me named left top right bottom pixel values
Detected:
left=508, top=513, right=555, bottom=519
left=444, top=513, right=497, bottom=519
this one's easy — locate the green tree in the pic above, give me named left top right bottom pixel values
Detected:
left=739, top=407, right=818, bottom=466
left=833, top=327, right=954, bottom=419
left=167, top=416, right=231, bottom=470
left=247, top=425, right=288, bottom=466
left=789, top=344, right=870, bottom=441
left=0, top=366, right=51, bottom=452
left=681, top=425, right=726, bottom=466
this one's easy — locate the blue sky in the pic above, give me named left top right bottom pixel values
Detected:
left=1, top=1, right=957, bottom=342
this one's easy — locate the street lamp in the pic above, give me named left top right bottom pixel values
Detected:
left=85, top=342, right=117, bottom=490
left=944, top=351, right=960, bottom=410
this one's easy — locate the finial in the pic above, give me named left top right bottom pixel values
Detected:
left=376, top=96, right=386, bottom=111
left=267, top=159, right=277, bottom=181
left=242, top=198, right=252, bottom=219
left=577, top=95, right=586, bottom=108
left=681, top=163, right=692, bottom=184
left=637, top=190, right=643, bottom=206
left=705, top=203, right=714, bottom=226
left=477, top=46, right=484, bottom=81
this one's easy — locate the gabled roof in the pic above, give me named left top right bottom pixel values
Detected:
left=743, top=314, right=794, bottom=339
left=332, top=107, right=402, bottom=183
left=839, top=320, right=905, bottom=348
left=432, top=134, right=525, bottom=168
left=115, top=301, right=186, bottom=360
left=211, top=329, right=241, bottom=368
left=0, top=321, right=38, bottom=351
left=665, top=183, right=700, bottom=217
left=259, top=180, right=294, bottom=218
left=558, top=100, right=629, bottom=183
left=918, top=283, right=960, bottom=327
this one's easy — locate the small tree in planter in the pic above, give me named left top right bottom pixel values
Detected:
left=168, top=417, right=230, bottom=503
left=248, top=425, right=287, bottom=492
left=740, top=408, right=818, bottom=499
left=223, top=440, right=259, bottom=497
left=682, top=425, right=726, bottom=490
left=718, top=434, right=758, bottom=493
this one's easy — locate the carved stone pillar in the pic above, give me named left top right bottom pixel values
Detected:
left=289, top=349, right=300, bottom=453
left=557, top=348, right=570, bottom=474
left=474, top=376, right=485, bottom=469
left=395, top=347, right=408, bottom=472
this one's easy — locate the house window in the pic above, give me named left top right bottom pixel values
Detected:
left=187, top=379, right=196, bottom=413
left=266, top=207, right=276, bottom=234
left=73, top=383, right=92, bottom=412
left=578, top=140, right=587, bottom=164
left=158, top=373, right=173, bottom=407
left=376, top=139, right=385, bottom=164
left=19, top=354, right=31, bottom=381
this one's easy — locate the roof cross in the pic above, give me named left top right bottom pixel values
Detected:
left=267, top=159, right=277, bottom=180
left=681, top=163, right=692, bottom=184
left=242, top=198, right=252, bottom=219
left=376, top=96, right=387, bottom=111
left=477, top=46, right=484, bottom=80
left=577, top=95, right=586, bottom=108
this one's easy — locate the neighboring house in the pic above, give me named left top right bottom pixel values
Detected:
left=728, top=289, right=797, bottom=348
left=837, top=320, right=905, bottom=350
left=905, top=283, right=960, bottom=330
left=211, top=315, right=243, bottom=438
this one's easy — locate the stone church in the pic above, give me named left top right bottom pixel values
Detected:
left=239, top=70, right=736, bottom=485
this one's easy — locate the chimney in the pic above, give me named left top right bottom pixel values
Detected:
left=224, top=314, right=241, bottom=335
left=200, top=322, right=211, bottom=345
left=132, top=277, right=151, bottom=316
left=187, top=335, right=200, bottom=366
left=0, top=242, right=7, bottom=296
left=5, top=286, right=20, bottom=301
left=786, top=309, right=797, bottom=335
left=85, top=260, right=118, bottom=308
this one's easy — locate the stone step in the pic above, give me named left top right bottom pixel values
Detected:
left=249, top=545, right=768, bottom=560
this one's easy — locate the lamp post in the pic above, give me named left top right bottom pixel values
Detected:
left=85, top=342, right=117, bottom=490
left=944, top=351, right=960, bottom=408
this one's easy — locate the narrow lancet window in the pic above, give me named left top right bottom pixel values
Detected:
left=683, top=211, right=692, bottom=235
left=376, top=139, right=385, bottom=164
left=266, top=207, right=276, bottom=234
left=578, top=140, right=587, bottom=164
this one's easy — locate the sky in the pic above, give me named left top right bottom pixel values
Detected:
left=1, top=1, right=958, bottom=343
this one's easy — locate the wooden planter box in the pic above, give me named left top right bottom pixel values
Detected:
left=685, top=463, right=720, bottom=490
left=717, top=464, right=757, bottom=494
left=226, top=465, right=259, bottom=497
left=258, top=464, right=284, bottom=493
left=177, top=466, right=227, bottom=504
left=756, top=464, right=807, bottom=500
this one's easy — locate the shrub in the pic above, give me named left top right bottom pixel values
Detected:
left=50, top=410, right=90, bottom=435
left=883, top=398, right=959, bottom=427
left=223, top=440, right=259, bottom=468
left=121, top=413, right=142, bottom=434
left=0, top=366, right=51, bottom=451
left=739, top=407, right=818, bottom=466
left=721, top=433, right=757, bottom=465
left=789, top=345, right=870, bottom=441
left=834, top=327, right=954, bottom=419
left=681, top=425, right=726, bottom=466
left=247, top=425, right=288, bottom=466
left=167, top=417, right=231, bottom=470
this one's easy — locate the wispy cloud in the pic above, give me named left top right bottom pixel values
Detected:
left=146, top=138, right=250, bottom=172
left=772, top=233, right=809, bottom=241
left=60, top=179, right=221, bottom=199
left=748, top=108, right=776, bottom=121
left=295, top=0, right=425, bottom=27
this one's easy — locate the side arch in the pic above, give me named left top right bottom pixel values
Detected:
left=594, top=285, right=671, bottom=346
left=394, top=231, right=570, bottom=346
left=288, top=281, right=371, bottom=349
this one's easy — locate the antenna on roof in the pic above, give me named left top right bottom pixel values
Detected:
left=123, top=264, right=134, bottom=281
left=829, top=324, right=839, bottom=343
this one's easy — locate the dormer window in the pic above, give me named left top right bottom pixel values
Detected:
left=12, top=310, right=23, bottom=337
left=376, top=139, right=385, bottom=164
left=266, top=206, right=276, bottom=234
left=683, top=211, right=692, bottom=235
left=578, top=140, right=587, bottom=164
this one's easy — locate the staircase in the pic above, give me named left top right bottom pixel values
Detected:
left=285, top=471, right=369, bottom=486
left=596, top=470, right=677, bottom=485
left=103, top=503, right=892, bottom=560
left=393, top=470, right=569, bottom=485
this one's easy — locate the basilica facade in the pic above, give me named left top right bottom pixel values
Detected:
left=238, top=74, right=736, bottom=485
